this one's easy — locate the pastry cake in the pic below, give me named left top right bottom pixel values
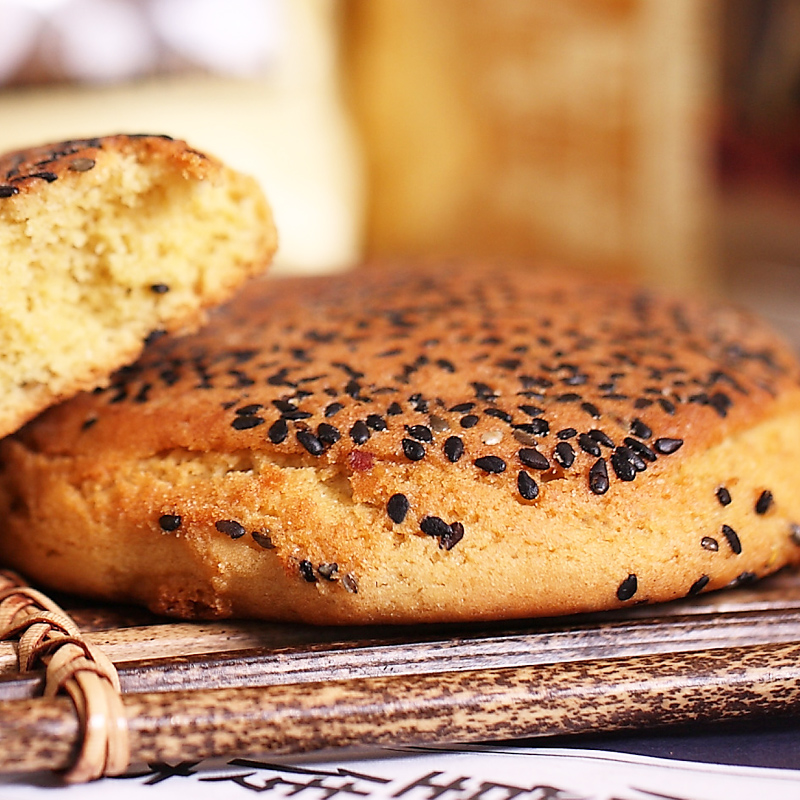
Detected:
left=0, top=133, right=276, bottom=439
left=1, top=264, right=799, bottom=624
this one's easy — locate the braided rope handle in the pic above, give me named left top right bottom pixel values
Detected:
left=0, top=571, right=130, bottom=782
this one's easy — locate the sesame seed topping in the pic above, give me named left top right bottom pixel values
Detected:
left=251, top=531, right=275, bottom=549
left=578, top=433, right=601, bottom=457
left=688, top=575, right=710, bottom=595
left=581, top=401, right=601, bottom=419
left=518, top=448, right=550, bottom=470
left=268, top=418, right=288, bottom=444
left=366, top=414, right=388, bottom=431
left=324, top=402, right=344, bottom=417
left=623, top=437, right=656, bottom=462
left=517, top=470, right=539, bottom=500
left=482, top=430, right=503, bottom=445
left=701, top=536, right=719, bottom=551
left=484, top=408, right=512, bottom=422
left=159, top=514, right=182, bottom=531
left=617, top=573, right=638, bottom=601
left=475, top=455, right=507, bottom=474
left=350, top=420, right=371, bottom=445
left=442, top=521, right=464, bottom=550
left=150, top=283, right=170, bottom=294
left=755, top=490, right=773, bottom=515
left=386, top=402, right=403, bottom=416
left=629, top=418, right=653, bottom=439
left=299, top=560, right=317, bottom=582
left=716, top=487, right=732, bottom=506
left=556, top=428, right=577, bottom=440
left=444, top=436, right=464, bottom=462
left=611, top=448, right=636, bottom=482
left=420, top=515, right=452, bottom=540
left=0, top=185, right=19, bottom=198
left=232, top=415, right=264, bottom=430
left=722, top=524, right=742, bottom=555
left=68, top=157, right=96, bottom=172
left=215, top=519, right=246, bottom=539
left=553, top=441, right=575, bottom=468
left=387, top=493, right=410, bottom=524
left=588, top=429, right=614, bottom=448
left=460, top=414, right=479, bottom=429
left=402, top=438, right=426, bottom=461
left=429, top=414, right=451, bottom=433
left=450, top=402, right=475, bottom=413
left=406, top=424, right=433, bottom=442
left=518, top=404, right=544, bottom=418
left=317, top=423, right=341, bottom=446
left=654, top=437, right=683, bottom=454
left=342, top=573, right=358, bottom=593
left=297, top=429, right=325, bottom=455
left=589, top=458, right=610, bottom=495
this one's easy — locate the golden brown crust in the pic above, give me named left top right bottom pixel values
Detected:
left=2, top=263, right=800, bottom=624
left=0, top=133, right=277, bottom=439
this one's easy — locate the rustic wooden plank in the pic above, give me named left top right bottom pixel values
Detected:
left=3, top=639, right=800, bottom=776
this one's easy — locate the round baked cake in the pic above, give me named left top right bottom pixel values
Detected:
left=2, top=264, right=800, bottom=624
left=0, top=133, right=276, bottom=439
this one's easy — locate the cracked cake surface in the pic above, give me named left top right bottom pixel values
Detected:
left=2, top=262, right=800, bottom=624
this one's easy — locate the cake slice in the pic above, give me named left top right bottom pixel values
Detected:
left=0, top=133, right=277, bottom=438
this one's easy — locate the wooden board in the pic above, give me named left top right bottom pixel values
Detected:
left=3, top=568, right=800, bottom=776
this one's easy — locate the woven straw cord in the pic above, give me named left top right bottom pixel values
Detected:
left=0, top=570, right=130, bottom=782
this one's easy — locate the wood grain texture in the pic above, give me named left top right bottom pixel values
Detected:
left=3, top=639, right=800, bottom=775
left=3, top=568, right=800, bottom=777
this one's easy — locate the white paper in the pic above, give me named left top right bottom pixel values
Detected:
left=1, top=743, right=799, bottom=800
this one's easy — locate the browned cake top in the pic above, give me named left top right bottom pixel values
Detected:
left=19, top=264, right=800, bottom=505
left=0, top=133, right=214, bottom=200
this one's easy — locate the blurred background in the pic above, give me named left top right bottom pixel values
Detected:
left=0, top=0, right=798, bottom=343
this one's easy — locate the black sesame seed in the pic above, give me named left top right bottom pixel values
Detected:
left=517, top=470, right=539, bottom=501
left=387, top=493, right=410, bottom=524
left=588, top=429, right=614, bottom=448
left=589, top=458, right=610, bottom=495
left=556, top=428, right=577, bottom=440
left=581, top=401, right=601, bottom=419
left=268, top=418, right=288, bottom=444
left=553, top=441, right=575, bottom=468
left=578, top=433, right=601, bottom=457
left=616, top=573, right=638, bottom=601
left=729, top=571, right=757, bottom=587
left=159, top=514, right=182, bottom=531
left=251, top=531, right=275, bottom=549
left=658, top=398, right=676, bottom=415
left=366, top=414, right=387, bottom=431
left=317, top=423, right=341, bottom=446
left=297, top=429, right=325, bottom=456
left=556, top=393, right=582, bottom=403
left=518, top=448, right=550, bottom=470
left=342, top=573, right=358, bottom=593
left=317, top=562, right=339, bottom=580
left=420, top=515, right=452, bottom=540
left=518, top=404, right=544, bottom=418
left=722, top=524, right=742, bottom=555
left=232, top=415, right=265, bottom=430
left=484, top=408, right=512, bottom=423
left=402, top=438, right=426, bottom=461
left=444, top=436, right=464, bottom=462
left=324, top=402, right=344, bottom=417
left=150, top=283, right=170, bottom=294
left=440, top=521, right=464, bottom=550
left=623, top=437, right=657, bottom=462
left=460, top=414, right=479, bottom=429
left=654, top=437, right=683, bottom=454
left=611, top=448, right=636, bottom=481
left=215, top=520, right=246, bottom=539
left=716, top=487, right=732, bottom=507
left=701, top=536, right=719, bottom=551
left=406, top=424, right=433, bottom=443
left=350, top=420, right=371, bottom=445
left=688, top=575, right=710, bottom=596
left=299, top=560, right=317, bottom=583
left=450, top=402, right=475, bottom=413
left=755, top=490, right=773, bottom=515
left=0, top=185, right=19, bottom=198
left=618, top=445, right=646, bottom=472
left=629, top=418, right=653, bottom=439
left=474, top=455, right=507, bottom=474
left=236, top=403, right=263, bottom=415
left=516, top=418, right=550, bottom=436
